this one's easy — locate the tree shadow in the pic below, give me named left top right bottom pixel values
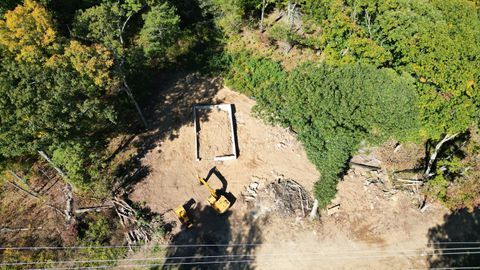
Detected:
left=112, top=73, right=223, bottom=195
left=160, top=205, right=262, bottom=270
left=427, top=207, right=480, bottom=267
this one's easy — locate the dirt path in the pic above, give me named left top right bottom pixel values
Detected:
left=129, top=73, right=453, bottom=269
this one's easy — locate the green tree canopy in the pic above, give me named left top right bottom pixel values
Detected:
left=224, top=52, right=420, bottom=207
left=0, top=0, right=116, bottom=189
left=137, top=2, right=180, bottom=61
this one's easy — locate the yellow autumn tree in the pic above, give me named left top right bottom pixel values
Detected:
left=47, top=41, right=114, bottom=88
left=0, top=0, right=58, bottom=62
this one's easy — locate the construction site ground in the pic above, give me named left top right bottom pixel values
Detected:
left=127, top=72, right=457, bottom=269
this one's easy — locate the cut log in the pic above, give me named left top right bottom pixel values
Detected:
left=349, top=161, right=381, bottom=171
left=309, top=199, right=319, bottom=220
left=74, top=205, right=114, bottom=214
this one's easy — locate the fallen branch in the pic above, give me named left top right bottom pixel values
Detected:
left=38, top=150, right=66, bottom=179
left=395, top=179, right=424, bottom=184
left=6, top=180, right=39, bottom=199
left=349, top=161, right=381, bottom=171
left=74, top=205, right=114, bottom=214
left=0, top=226, right=43, bottom=233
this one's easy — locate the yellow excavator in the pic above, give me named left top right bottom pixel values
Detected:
left=198, top=176, right=231, bottom=214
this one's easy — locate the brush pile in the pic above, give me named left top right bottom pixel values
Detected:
left=243, top=176, right=314, bottom=218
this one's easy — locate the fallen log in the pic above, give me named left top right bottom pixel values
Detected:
left=349, top=161, right=381, bottom=170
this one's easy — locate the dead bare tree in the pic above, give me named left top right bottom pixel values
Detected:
left=424, top=133, right=459, bottom=178
left=286, top=0, right=297, bottom=30
left=364, top=10, right=373, bottom=38
left=260, top=0, right=267, bottom=32
left=116, top=5, right=148, bottom=129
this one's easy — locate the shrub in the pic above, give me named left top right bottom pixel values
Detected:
left=225, top=51, right=420, bottom=207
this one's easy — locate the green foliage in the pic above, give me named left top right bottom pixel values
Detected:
left=51, top=142, right=103, bottom=192
left=269, top=23, right=299, bottom=44
left=0, top=1, right=116, bottom=196
left=72, top=1, right=123, bottom=55
left=373, top=0, right=480, bottom=139
left=224, top=51, right=288, bottom=124
left=79, top=215, right=112, bottom=243
left=138, top=2, right=180, bottom=61
left=425, top=126, right=480, bottom=210
left=198, top=0, right=255, bottom=35
left=313, top=173, right=339, bottom=208
left=224, top=52, right=420, bottom=207
left=297, top=0, right=480, bottom=140
left=76, top=215, right=124, bottom=267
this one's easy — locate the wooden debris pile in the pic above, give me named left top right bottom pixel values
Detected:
left=111, top=198, right=159, bottom=246
left=243, top=176, right=314, bottom=218
left=266, top=177, right=314, bottom=217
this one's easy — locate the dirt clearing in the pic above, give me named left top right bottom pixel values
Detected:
left=130, top=73, right=319, bottom=219
left=127, top=73, right=460, bottom=270
left=196, top=106, right=234, bottom=160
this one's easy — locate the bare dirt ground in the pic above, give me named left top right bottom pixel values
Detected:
left=128, top=73, right=457, bottom=269
left=130, top=73, right=319, bottom=218
left=197, top=107, right=233, bottom=159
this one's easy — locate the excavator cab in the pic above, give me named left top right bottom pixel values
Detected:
left=198, top=176, right=231, bottom=214
left=173, top=202, right=193, bottom=228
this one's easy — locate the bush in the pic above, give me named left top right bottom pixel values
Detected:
left=50, top=141, right=108, bottom=195
left=225, top=51, right=420, bottom=207
left=76, top=214, right=124, bottom=267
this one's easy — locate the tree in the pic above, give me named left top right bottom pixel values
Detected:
left=0, top=0, right=59, bottom=62
left=72, top=0, right=173, bottom=128
left=137, top=2, right=180, bottom=61
left=0, top=1, right=116, bottom=181
left=373, top=0, right=480, bottom=139
left=224, top=52, right=420, bottom=207
left=301, top=0, right=480, bottom=140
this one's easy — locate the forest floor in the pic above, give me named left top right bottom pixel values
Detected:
left=126, top=72, right=457, bottom=269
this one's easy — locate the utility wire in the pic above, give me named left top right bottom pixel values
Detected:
left=1, top=241, right=479, bottom=250
left=5, top=247, right=480, bottom=266
left=4, top=249, right=480, bottom=268
left=24, top=251, right=480, bottom=270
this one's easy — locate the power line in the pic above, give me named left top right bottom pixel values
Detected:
left=27, top=260, right=253, bottom=270
left=3, top=248, right=480, bottom=268
left=1, top=241, right=479, bottom=250
left=24, top=251, right=480, bottom=270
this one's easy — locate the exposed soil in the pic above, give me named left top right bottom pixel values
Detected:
left=130, top=74, right=319, bottom=221
left=128, top=73, right=456, bottom=269
left=197, top=107, right=233, bottom=160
